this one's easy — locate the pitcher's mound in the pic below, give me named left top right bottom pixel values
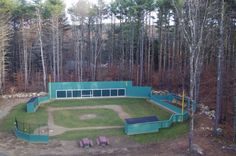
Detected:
left=80, top=114, right=97, bottom=120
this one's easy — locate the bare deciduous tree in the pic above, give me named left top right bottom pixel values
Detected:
left=214, top=0, right=225, bottom=136
left=36, top=6, right=47, bottom=91
left=172, top=0, right=214, bottom=152
left=233, top=42, right=236, bottom=142
left=0, top=14, right=11, bottom=93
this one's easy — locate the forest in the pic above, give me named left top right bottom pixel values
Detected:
left=0, top=0, right=236, bottom=146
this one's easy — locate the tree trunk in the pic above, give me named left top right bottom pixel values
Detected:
left=36, top=8, right=46, bottom=91
left=233, top=42, right=236, bottom=142
left=214, top=0, right=224, bottom=136
left=172, top=0, right=211, bottom=152
left=73, top=24, right=80, bottom=81
left=139, top=12, right=144, bottom=85
left=147, top=12, right=151, bottom=84
left=80, top=21, right=84, bottom=81
left=22, top=19, right=28, bottom=91
left=0, top=16, right=9, bottom=93
left=56, top=17, right=60, bottom=82
left=158, top=10, right=163, bottom=72
left=188, top=45, right=195, bottom=152
left=52, top=17, right=56, bottom=82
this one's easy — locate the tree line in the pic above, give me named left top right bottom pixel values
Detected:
left=0, top=0, right=236, bottom=148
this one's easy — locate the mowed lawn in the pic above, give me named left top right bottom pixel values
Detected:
left=53, top=122, right=189, bottom=144
left=53, top=109, right=123, bottom=128
left=48, top=98, right=171, bottom=120
left=0, top=104, right=48, bottom=132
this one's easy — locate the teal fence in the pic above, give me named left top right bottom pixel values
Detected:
left=15, top=118, right=48, bottom=143
left=169, top=93, right=197, bottom=112
left=27, top=81, right=151, bottom=113
left=15, top=128, right=48, bottom=143
left=124, top=94, right=192, bottom=135
left=125, top=112, right=188, bottom=135
left=150, top=95, right=183, bottom=114
left=27, top=96, right=49, bottom=113
left=150, top=94, right=197, bottom=113
left=38, top=96, right=50, bottom=103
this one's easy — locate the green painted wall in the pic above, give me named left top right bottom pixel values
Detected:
left=126, top=86, right=151, bottom=97
left=15, top=128, right=48, bottom=143
left=48, top=81, right=151, bottom=99
left=125, top=122, right=160, bottom=135
left=27, top=96, right=49, bottom=113
left=48, top=81, right=132, bottom=99
left=27, top=81, right=152, bottom=113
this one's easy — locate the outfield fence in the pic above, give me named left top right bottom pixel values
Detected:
left=27, top=96, right=50, bottom=112
left=27, top=81, right=151, bottom=113
left=15, top=118, right=49, bottom=143
left=124, top=112, right=189, bottom=135
left=124, top=94, right=191, bottom=135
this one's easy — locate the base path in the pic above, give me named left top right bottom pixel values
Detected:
left=47, top=105, right=130, bottom=136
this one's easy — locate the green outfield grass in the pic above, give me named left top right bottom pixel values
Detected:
left=53, top=109, right=123, bottom=128
left=48, top=98, right=171, bottom=120
left=52, top=128, right=124, bottom=140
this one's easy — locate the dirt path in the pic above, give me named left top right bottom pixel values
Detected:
left=47, top=105, right=130, bottom=136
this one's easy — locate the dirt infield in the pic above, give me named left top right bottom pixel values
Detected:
left=47, top=105, right=130, bottom=136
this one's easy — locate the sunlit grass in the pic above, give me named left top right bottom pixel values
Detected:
left=0, top=104, right=48, bottom=132
left=53, top=109, right=123, bottom=128
left=53, top=122, right=189, bottom=144
left=48, top=98, right=171, bottom=120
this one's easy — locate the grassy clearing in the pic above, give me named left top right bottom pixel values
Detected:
left=48, top=98, right=171, bottom=120
left=129, top=122, right=189, bottom=144
left=122, top=101, right=171, bottom=120
left=53, top=109, right=123, bottom=128
left=52, top=122, right=188, bottom=144
left=0, top=104, right=48, bottom=132
left=53, top=128, right=124, bottom=140
left=47, top=98, right=143, bottom=107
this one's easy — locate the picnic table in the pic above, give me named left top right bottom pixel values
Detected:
left=96, top=136, right=109, bottom=146
left=79, top=138, right=93, bottom=148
